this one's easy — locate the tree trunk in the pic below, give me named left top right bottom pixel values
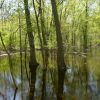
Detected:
left=23, top=0, right=39, bottom=100
left=39, top=0, right=49, bottom=99
left=51, top=0, right=66, bottom=100
left=18, top=3, right=23, bottom=99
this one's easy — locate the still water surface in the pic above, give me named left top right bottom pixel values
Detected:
left=0, top=48, right=100, bottom=100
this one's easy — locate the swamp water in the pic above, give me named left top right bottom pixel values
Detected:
left=0, top=48, right=100, bottom=100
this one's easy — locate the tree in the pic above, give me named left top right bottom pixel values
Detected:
left=51, top=0, right=66, bottom=100
left=23, top=0, right=39, bottom=99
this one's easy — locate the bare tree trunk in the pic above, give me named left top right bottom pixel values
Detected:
left=32, top=0, right=44, bottom=62
left=79, top=0, right=89, bottom=96
left=51, top=0, right=66, bottom=100
left=23, top=0, right=39, bottom=100
left=39, top=0, right=49, bottom=99
left=83, top=0, right=88, bottom=92
left=32, top=1, right=48, bottom=99
left=83, top=0, right=88, bottom=53
left=18, top=3, right=23, bottom=100
left=24, top=32, right=30, bottom=83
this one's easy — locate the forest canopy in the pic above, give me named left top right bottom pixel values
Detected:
left=0, top=0, right=100, bottom=51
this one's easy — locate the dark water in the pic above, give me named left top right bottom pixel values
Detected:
left=0, top=48, right=100, bottom=100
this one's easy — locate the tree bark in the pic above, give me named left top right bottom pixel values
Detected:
left=23, top=0, right=39, bottom=100
left=51, top=0, right=66, bottom=100
left=18, top=3, right=23, bottom=99
left=39, top=0, right=49, bottom=99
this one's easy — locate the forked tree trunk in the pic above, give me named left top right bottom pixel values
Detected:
left=51, top=0, right=66, bottom=100
left=23, top=0, right=39, bottom=100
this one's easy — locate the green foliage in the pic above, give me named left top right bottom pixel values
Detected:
left=0, top=0, right=100, bottom=51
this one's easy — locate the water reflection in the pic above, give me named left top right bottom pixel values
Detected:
left=0, top=50, right=100, bottom=100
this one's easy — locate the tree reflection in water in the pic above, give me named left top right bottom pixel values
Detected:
left=0, top=51, right=100, bottom=100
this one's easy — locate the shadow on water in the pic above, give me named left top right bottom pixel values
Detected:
left=0, top=48, right=100, bottom=100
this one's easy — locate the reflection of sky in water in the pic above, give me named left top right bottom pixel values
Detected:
left=0, top=51, right=100, bottom=100
left=6, top=88, right=20, bottom=100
